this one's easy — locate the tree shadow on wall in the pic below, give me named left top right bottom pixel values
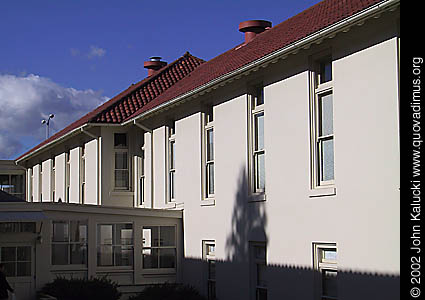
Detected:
left=182, top=168, right=400, bottom=300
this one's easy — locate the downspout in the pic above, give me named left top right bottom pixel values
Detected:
left=133, top=120, right=154, bottom=209
left=81, top=127, right=102, bottom=205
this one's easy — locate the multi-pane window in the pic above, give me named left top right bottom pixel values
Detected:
left=97, top=223, right=133, bottom=267
left=142, top=226, right=176, bottom=269
left=0, top=246, right=31, bottom=277
left=312, top=56, right=334, bottom=187
left=313, top=243, right=337, bottom=300
left=251, top=243, right=267, bottom=300
left=0, top=174, right=25, bottom=199
left=203, top=107, right=215, bottom=199
left=114, top=133, right=130, bottom=190
left=167, top=124, right=176, bottom=202
left=81, top=146, right=86, bottom=203
left=203, top=241, right=216, bottom=300
left=52, top=220, right=87, bottom=265
left=250, top=87, right=265, bottom=194
left=0, top=222, right=36, bottom=233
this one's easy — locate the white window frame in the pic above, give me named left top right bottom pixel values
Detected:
left=201, top=106, right=215, bottom=202
left=97, top=223, right=134, bottom=268
left=248, top=86, right=266, bottom=198
left=310, top=54, right=335, bottom=189
left=51, top=220, right=88, bottom=266
left=167, top=124, right=176, bottom=203
left=313, top=243, right=338, bottom=300
left=202, top=240, right=216, bottom=300
left=114, top=133, right=130, bottom=190
left=39, top=163, right=43, bottom=201
left=141, top=225, right=177, bottom=271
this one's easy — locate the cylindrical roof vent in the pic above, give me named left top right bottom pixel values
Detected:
left=239, top=20, right=272, bottom=43
left=144, top=56, right=167, bottom=77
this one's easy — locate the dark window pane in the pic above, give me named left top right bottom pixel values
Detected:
left=53, top=222, right=69, bottom=242
left=319, top=58, right=332, bottom=84
left=159, top=248, right=176, bottom=268
left=115, top=246, right=133, bottom=266
left=115, top=152, right=128, bottom=169
left=1, top=247, right=16, bottom=262
left=98, top=225, right=113, bottom=245
left=114, top=133, right=127, bottom=148
left=116, top=224, right=133, bottom=245
left=208, top=260, right=216, bottom=279
left=71, top=244, right=87, bottom=265
left=207, top=129, right=214, bottom=161
left=322, top=270, right=337, bottom=298
left=115, top=170, right=129, bottom=188
left=52, top=244, right=69, bottom=265
left=2, top=262, right=15, bottom=277
left=160, top=226, right=175, bottom=247
left=17, top=246, right=31, bottom=261
left=17, top=262, right=31, bottom=276
left=70, top=222, right=87, bottom=243
left=142, top=248, right=158, bottom=269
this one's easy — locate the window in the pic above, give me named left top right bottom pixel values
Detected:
left=167, top=124, right=176, bottom=202
left=142, top=226, right=176, bottom=269
left=202, top=106, right=215, bottom=199
left=0, top=174, right=25, bottom=199
left=114, top=133, right=129, bottom=190
left=52, top=220, right=87, bottom=265
left=311, top=56, right=335, bottom=188
left=0, top=246, right=31, bottom=277
left=139, top=148, right=145, bottom=206
left=81, top=146, right=86, bottom=203
left=250, top=243, right=267, bottom=300
left=0, top=222, right=36, bottom=233
left=51, top=158, right=56, bottom=202
left=203, top=241, right=216, bottom=300
left=97, top=223, right=133, bottom=267
left=313, top=243, right=337, bottom=300
left=66, top=151, right=70, bottom=203
left=249, top=86, right=265, bottom=195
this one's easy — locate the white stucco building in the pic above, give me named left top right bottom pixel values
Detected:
left=1, top=0, right=400, bottom=299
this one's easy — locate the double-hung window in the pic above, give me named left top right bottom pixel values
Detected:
left=142, top=225, right=176, bottom=269
left=203, top=106, right=215, bottom=199
left=311, top=56, right=335, bottom=188
left=167, top=124, right=176, bottom=202
left=313, top=243, right=337, bottom=300
left=0, top=174, right=25, bottom=200
left=114, top=133, right=129, bottom=190
left=250, top=86, right=265, bottom=194
left=0, top=246, right=32, bottom=277
left=203, top=241, right=216, bottom=300
left=52, top=220, right=88, bottom=265
left=97, top=223, right=133, bottom=267
left=250, top=242, right=267, bottom=300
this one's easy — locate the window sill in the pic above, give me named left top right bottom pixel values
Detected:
left=164, top=202, right=176, bottom=209
left=96, top=266, right=134, bottom=272
left=200, top=198, right=215, bottom=206
left=309, top=186, right=336, bottom=198
left=141, top=268, right=177, bottom=276
left=249, top=193, right=266, bottom=202
left=50, top=265, right=87, bottom=272
left=110, top=190, right=133, bottom=197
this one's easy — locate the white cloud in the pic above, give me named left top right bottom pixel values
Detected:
left=0, top=74, right=108, bottom=159
left=87, top=46, right=106, bottom=59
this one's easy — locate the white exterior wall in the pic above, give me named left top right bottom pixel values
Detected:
left=41, top=159, right=52, bottom=202
left=153, top=126, right=167, bottom=209
left=32, top=164, right=40, bottom=202
left=85, top=139, right=98, bottom=205
left=69, top=147, right=81, bottom=204
left=55, top=153, right=66, bottom=202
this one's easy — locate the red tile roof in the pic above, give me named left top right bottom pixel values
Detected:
left=16, top=52, right=204, bottom=160
left=17, top=0, right=388, bottom=161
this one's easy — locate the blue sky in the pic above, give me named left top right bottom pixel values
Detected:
left=0, top=0, right=321, bottom=159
